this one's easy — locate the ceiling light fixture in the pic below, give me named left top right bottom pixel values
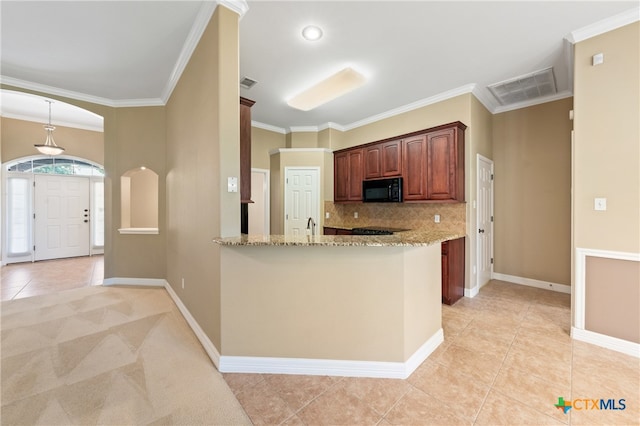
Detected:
left=34, top=100, right=65, bottom=156
left=287, top=67, right=366, bottom=111
left=302, top=25, right=323, bottom=41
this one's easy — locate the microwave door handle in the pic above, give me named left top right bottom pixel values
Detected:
left=388, top=184, right=392, bottom=200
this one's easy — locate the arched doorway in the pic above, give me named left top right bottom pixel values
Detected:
left=2, top=156, right=105, bottom=265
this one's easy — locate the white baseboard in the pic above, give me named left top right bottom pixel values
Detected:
left=465, top=286, right=479, bottom=298
left=491, top=272, right=571, bottom=294
left=164, top=282, right=222, bottom=369
left=102, top=277, right=168, bottom=287
left=571, top=327, right=640, bottom=358
left=219, top=328, right=444, bottom=379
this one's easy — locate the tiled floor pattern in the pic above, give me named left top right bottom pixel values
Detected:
left=2, top=258, right=638, bottom=425
left=223, top=281, right=640, bottom=425
left=1, top=256, right=103, bottom=301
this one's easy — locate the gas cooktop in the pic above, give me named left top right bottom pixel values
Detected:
left=351, top=227, right=409, bottom=235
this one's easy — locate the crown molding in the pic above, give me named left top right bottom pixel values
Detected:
left=1, top=76, right=118, bottom=107
left=252, top=120, right=287, bottom=134
left=0, top=112, right=104, bottom=133
left=269, top=148, right=332, bottom=156
left=288, top=126, right=320, bottom=133
left=218, top=0, right=249, bottom=18
left=566, top=7, right=639, bottom=44
left=492, top=91, right=573, bottom=114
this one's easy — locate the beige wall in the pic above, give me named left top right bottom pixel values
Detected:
left=251, top=126, right=285, bottom=170
left=287, top=131, right=318, bottom=148
left=126, top=168, right=159, bottom=228
left=1, top=117, right=103, bottom=165
left=110, top=106, right=166, bottom=279
left=573, top=22, right=639, bottom=337
left=492, top=98, right=573, bottom=285
left=165, top=6, right=239, bottom=350
left=573, top=22, right=640, bottom=253
left=220, top=244, right=441, bottom=362
left=585, top=256, right=640, bottom=343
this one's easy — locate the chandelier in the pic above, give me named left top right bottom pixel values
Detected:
left=34, top=100, right=65, bottom=155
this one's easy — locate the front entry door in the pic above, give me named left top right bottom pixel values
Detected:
left=284, top=168, right=320, bottom=236
left=477, top=155, right=494, bottom=288
left=34, top=175, right=90, bottom=261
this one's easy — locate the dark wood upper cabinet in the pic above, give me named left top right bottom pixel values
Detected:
left=426, top=125, right=465, bottom=202
left=334, top=149, right=363, bottom=202
left=381, top=140, right=402, bottom=177
left=364, top=140, right=402, bottom=180
left=240, top=97, right=255, bottom=204
left=333, top=121, right=465, bottom=204
left=402, top=134, right=428, bottom=201
left=364, top=145, right=382, bottom=179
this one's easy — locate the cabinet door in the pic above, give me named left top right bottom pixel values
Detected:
left=402, top=135, right=428, bottom=200
left=427, top=127, right=463, bottom=201
left=442, top=238, right=465, bottom=305
left=347, top=149, right=364, bottom=201
left=381, top=140, right=402, bottom=177
left=364, top=145, right=382, bottom=179
left=334, top=151, right=350, bottom=202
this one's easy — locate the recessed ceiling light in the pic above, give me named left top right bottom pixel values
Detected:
left=287, top=67, right=366, bottom=111
left=302, top=25, right=323, bottom=41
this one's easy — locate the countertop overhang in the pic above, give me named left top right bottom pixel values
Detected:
left=213, top=229, right=465, bottom=247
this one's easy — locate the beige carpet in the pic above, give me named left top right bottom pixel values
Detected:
left=0, top=285, right=251, bottom=425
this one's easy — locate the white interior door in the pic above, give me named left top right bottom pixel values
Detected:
left=248, top=169, right=270, bottom=235
left=477, top=155, right=494, bottom=288
left=34, top=174, right=90, bottom=261
left=285, top=168, right=320, bottom=236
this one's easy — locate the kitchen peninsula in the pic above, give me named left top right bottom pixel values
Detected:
left=213, top=229, right=464, bottom=378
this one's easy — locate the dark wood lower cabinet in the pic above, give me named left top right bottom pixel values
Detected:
left=442, top=237, right=465, bottom=305
left=323, top=227, right=353, bottom=235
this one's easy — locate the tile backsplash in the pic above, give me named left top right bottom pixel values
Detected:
left=324, top=201, right=466, bottom=234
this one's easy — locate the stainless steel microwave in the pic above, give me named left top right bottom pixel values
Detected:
left=362, top=177, right=403, bottom=203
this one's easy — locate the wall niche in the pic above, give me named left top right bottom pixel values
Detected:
left=119, top=167, right=159, bottom=234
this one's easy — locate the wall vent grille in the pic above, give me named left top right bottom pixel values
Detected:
left=488, top=67, right=557, bottom=106
left=240, top=76, right=258, bottom=89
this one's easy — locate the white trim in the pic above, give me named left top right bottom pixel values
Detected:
left=118, top=228, right=159, bottom=235
left=102, top=277, right=168, bottom=287
left=0, top=111, right=104, bottom=133
left=288, top=126, right=322, bottom=133
left=566, top=7, right=640, bottom=44
left=574, top=248, right=640, bottom=330
left=252, top=121, right=287, bottom=134
left=0, top=76, right=119, bottom=107
left=571, top=327, right=640, bottom=359
left=219, top=329, right=443, bottom=379
left=491, top=272, right=571, bottom=294
left=465, top=285, right=479, bottom=298
left=164, top=282, right=222, bottom=368
left=269, top=148, right=333, bottom=156
left=217, top=0, right=249, bottom=18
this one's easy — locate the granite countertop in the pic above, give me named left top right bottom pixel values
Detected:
left=213, top=229, right=465, bottom=247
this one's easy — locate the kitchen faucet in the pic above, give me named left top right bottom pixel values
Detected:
left=306, top=217, right=316, bottom=235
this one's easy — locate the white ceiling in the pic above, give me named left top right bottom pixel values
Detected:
left=1, top=1, right=638, bottom=133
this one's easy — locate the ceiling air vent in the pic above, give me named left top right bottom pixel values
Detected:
left=488, top=67, right=557, bottom=106
left=240, top=76, right=258, bottom=89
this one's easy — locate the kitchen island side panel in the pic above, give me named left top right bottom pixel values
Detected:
left=220, top=245, right=441, bottom=363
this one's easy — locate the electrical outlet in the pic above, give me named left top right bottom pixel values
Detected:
left=594, top=198, right=607, bottom=211
left=434, top=214, right=441, bottom=223
left=354, top=212, right=358, bottom=219
left=181, top=278, right=185, bottom=289
left=325, top=212, right=330, bottom=219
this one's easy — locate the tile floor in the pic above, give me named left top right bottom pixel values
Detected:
left=2, top=258, right=638, bottom=425
left=223, top=281, right=640, bottom=425
left=0, top=255, right=103, bottom=301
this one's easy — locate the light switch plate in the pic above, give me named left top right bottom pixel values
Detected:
left=594, top=197, right=607, bottom=211
left=227, top=177, right=238, bottom=193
